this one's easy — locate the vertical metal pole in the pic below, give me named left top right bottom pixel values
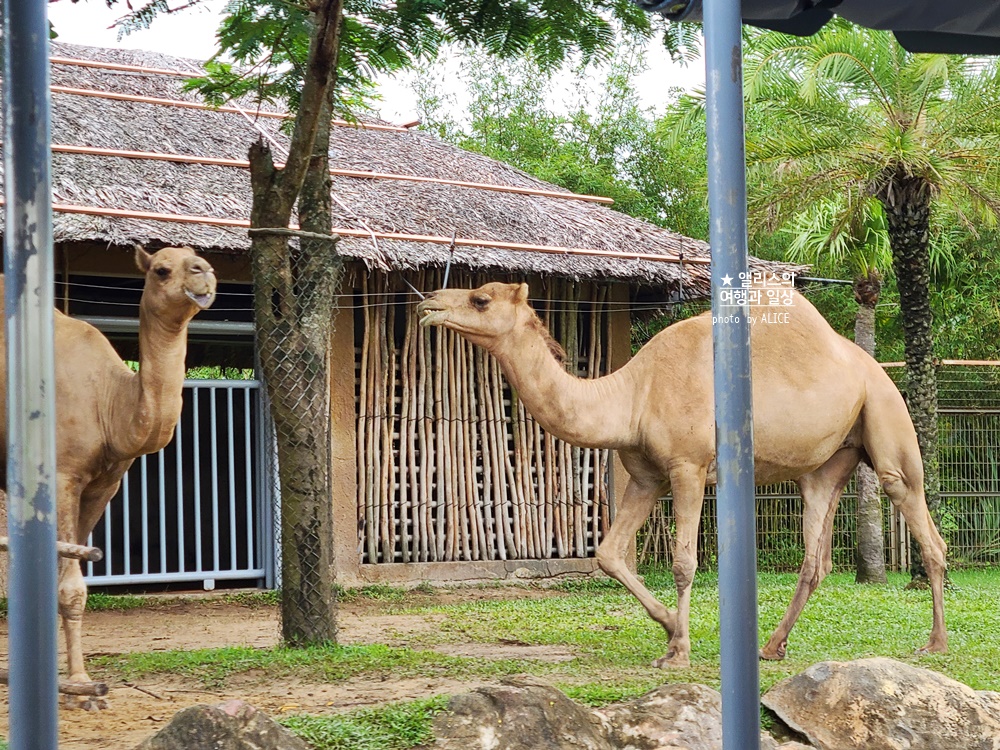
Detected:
left=244, top=387, right=254, bottom=571
left=194, top=388, right=204, bottom=574
left=3, top=1, right=61, bottom=747
left=141, top=456, right=150, bottom=574
left=176, top=400, right=186, bottom=573
left=158, top=450, right=167, bottom=573
left=227, top=386, right=238, bottom=569
left=704, top=0, right=761, bottom=747
left=210, top=388, right=220, bottom=573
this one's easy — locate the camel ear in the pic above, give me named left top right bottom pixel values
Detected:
left=135, top=245, right=154, bottom=273
left=513, top=283, right=529, bottom=304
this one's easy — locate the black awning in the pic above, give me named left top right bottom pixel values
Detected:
left=636, top=1, right=1000, bottom=54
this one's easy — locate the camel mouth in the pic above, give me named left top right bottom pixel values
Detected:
left=416, top=299, right=448, bottom=327
left=185, top=289, right=216, bottom=310
left=418, top=309, right=449, bottom=328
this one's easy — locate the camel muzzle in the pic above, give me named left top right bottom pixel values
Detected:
left=185, top=289, right=216, bottom=310
left=416, top=296, right=448, bottom=327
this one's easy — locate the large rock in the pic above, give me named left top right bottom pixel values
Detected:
left=433, top=676, right=609, bottom=749
left=763, top=657, right=1000, bottom=750
left=134, top=700, right=312, bottom=750
left=433, top=676, right=810, bottom=749
left=597, top=683, right=723, bottom=750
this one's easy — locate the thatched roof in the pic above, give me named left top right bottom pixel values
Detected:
left=0, top=42, right=802, bottom=296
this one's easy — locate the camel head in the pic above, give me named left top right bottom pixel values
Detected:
left=417, top=282, right=566, bottom=361
left=135, top=245, right=217, bottom=326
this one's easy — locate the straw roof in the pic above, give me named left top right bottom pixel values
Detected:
left=0, top=42, right=802, bottom=296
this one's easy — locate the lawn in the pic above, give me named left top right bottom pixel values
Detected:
left=81, top=567, right=1000, bottom=749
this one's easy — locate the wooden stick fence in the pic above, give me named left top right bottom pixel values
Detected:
left=355, top=269, right=614, bottom=563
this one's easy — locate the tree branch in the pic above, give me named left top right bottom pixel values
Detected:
left=276, top=0, right=345, bottom=205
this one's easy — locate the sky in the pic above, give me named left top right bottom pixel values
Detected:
left=46, top=0, right=706, bottom=124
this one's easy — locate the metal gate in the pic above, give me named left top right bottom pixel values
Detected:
left=84, top=380, right=275, bottom=589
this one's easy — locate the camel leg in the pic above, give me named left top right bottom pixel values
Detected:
left=654, top=463, right=708, bottom=669
left=881, top=470, right=948, bottom=653
left=761, top=448, right=860, bottom=660
left=58, top=557, right=89, bottom=683
left=594, top=477, right=677, bottom=645
left=60, top=477, right=121, bottom=709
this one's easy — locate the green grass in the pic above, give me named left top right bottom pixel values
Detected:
left=96, top=643, right=453, bottom=688
left=89, top=568, right=1000, bottom=709
left=220, top=590, right=281, bottom=608
left=406, top=567, right=1000, bottom=694
left=279, top=697, right=447, bottom=750
left=0, top=592, right=157, bottom=617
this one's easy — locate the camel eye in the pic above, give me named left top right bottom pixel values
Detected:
left=155, top=266, right=171, bottom=278
left=471, top=295, right=490, bottom=310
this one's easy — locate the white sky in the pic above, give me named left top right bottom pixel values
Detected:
left=46, top=0, right=705, bottom=123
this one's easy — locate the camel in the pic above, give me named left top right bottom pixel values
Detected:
left=0, top=246, right=216, bottom=705
left=417, top=282, right=947, bottom=668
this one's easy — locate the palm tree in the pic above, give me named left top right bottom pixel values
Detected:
left=785, top=199, right=892, bottom=583
left=740, top=20, right=1000, bottom=581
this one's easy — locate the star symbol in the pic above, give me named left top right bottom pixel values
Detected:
left=721, top=274, right=733, bottom=286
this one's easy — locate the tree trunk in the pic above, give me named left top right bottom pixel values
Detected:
left=853, top=272, right=887, bottom=584
left=248, top=0, right=345, bottom=646
left=878, top=173, right=940, bottom=585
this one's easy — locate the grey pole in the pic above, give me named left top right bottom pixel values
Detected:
left=3, top=0, right=61, bottom=747
left=703, top=0, right=761, bottom=747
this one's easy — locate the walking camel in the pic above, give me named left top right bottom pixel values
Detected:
left=417, top=282, right=947, bottom=668
left=0, top=246, right=216, bottom=706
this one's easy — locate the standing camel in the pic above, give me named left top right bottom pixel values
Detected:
left=417, top=282, right=947, bottom=668
left=0, top=246, right=216, bottom=706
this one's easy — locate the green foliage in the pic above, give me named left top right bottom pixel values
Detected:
left=280, top=696, right=447, bottom=750
left=99, top=0, right=697, bottom=119
left=662, top=20, right=1000, bottom=361
left=414, top=46, right=710, bottom=239
left=185, top=365, right=255, bottom=380
left=739, top=20, right=1000, bottom=261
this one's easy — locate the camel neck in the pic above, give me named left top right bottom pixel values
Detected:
left=490, top=323, right=635, bottom=449
left=118, top=307, right=189, bottom=457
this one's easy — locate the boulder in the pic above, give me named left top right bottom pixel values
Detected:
left=133, top=700, right=311, bottom=750
left=596, top=683, right=723, bottom=750
left=763, top=657, right=1000, bottom=750
left=433, top=676, right=810, bottom=749
left=432, top=676, right=610, bottom=750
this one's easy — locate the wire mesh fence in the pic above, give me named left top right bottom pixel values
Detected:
left=252, top=235, right=341, bottom=644
left=638, top=364, right=1000, bottom=572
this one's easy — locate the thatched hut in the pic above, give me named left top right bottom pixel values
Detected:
left=0, top=42, right=799, bottom=589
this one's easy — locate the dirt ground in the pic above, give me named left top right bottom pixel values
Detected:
left=0, top=587, right=570, bottom=749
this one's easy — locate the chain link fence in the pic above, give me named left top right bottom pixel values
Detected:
left=253, top=234, right=342, bottom=645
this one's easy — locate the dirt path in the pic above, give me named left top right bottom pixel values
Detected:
left=0, top=587, right=569, bottom=749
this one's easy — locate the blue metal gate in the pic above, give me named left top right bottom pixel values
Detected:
left=84, top=379, right=274, bottom=589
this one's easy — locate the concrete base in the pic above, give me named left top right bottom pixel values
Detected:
left=337, top=557, right=604, bottom=588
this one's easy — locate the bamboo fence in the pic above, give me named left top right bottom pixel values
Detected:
left=355, top=269, right=614, bottom=563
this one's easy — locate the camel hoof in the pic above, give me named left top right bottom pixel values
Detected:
left=916, top=642, right=948, bottom=655
left=652, top=651, right=690, bottom=669
left=64, top=694, right=109, bottom=711
left=759, top=641, right=787, bottom=661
